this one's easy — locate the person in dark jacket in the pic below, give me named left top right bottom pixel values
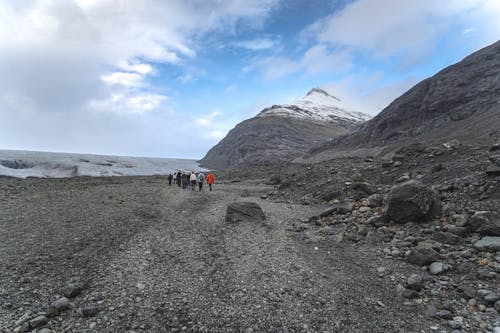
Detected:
left=197, top=172, right=205, bottom=191
left=167, top=173, right=173, bottom=186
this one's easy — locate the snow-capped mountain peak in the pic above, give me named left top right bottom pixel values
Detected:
left=257, top=88, right=370, bottom=124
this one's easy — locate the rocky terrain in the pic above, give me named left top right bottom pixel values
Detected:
left=1, top=139, right=499, bottom=332
left=307, top=40, right=500, bottom=161
left=200, top=89, right=369, bottom=169
left=221, top=139, right=500, bottom=332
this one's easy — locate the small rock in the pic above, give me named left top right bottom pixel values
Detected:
left=402, top=288, right=419, bottom=299
left=225, top=202, right=265, bottom=223
left=432, top=231, right=461, bottom=245
left=63, top=282, right=85, bottom=298
left=436, top=310, right=453, bottom=319
left=407, top=274, right=423, bottom=291
left=474, top=236, right=500, bottom=251
left=29, top=315, right=48, bottom=328
left=484, top=293, right=500, bottom=304
left=429, top=262, right=448, bottom=275
left=81, top=306, right=100, bottom=317
left=50, top=297, right=70, bottom=312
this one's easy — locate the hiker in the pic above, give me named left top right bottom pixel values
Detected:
left=197, top=172, right=205, bottom=191
left=206, top=173, right=214, bottom=191
left=182, top=173, right=188, bottom=189
left=177, top=172, right=182, bottom=187
left=167, top=173, right=173, bottom=186
left=190, top=172, right=197, bottom=191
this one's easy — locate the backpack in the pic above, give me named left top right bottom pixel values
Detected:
left=199, top=174, right=204, bottom=182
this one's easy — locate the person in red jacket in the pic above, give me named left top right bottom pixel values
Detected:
left=206, top=173, right=214, bottom=191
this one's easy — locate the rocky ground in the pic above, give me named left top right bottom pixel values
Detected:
left=224, top=140, right=500, bottom=332
left=1, top=140, right=499, bottom=333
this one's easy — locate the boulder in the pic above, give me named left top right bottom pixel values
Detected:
left=386, top=181, right=440, bottom=223
left=474, top=237, right=500, bottom=251
left=225, top=202, right=265, bottom=223
left=407, top=244, right=440, bottom=266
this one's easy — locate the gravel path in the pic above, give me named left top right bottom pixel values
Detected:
left=0, top=176, right=433, bottom=332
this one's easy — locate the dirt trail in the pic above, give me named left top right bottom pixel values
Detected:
left=0, top=176, right=432, bottom=332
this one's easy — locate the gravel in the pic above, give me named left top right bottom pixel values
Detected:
left=1, top=176, right=433, bottom=332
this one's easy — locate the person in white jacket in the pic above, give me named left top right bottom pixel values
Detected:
left=189, top=172, right=197, bottom=191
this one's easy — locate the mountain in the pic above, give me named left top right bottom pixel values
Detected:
left=307, top=40, right=500, bottom=160
left=200, top=89, right=370, bottom=169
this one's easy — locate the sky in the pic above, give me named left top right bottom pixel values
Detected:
left=0, top=0, right=499, bottom=159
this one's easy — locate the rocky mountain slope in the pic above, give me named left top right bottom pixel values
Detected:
left=200, top=89, right=369, bottom=169
left=306, top=40, right=500, bottom=160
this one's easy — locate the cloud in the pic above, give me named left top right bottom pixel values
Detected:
left=322, top=75, right=420, bottom=115
left=88, top=93, right=168, bottom=114
left=0, top=0, right=280, bottom=157
left=303, top=0, right=500, bottom=65
left=101, top=72, right=145, bottom=87
left=233, top=38, right=276, bottom=50
left=248, top=45, right=352, bottom=80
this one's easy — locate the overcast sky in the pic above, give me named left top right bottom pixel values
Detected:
left=0, top=0, right=499, bottom=159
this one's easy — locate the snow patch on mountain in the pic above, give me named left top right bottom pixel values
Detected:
left=257, top=88, right=370, bottom=123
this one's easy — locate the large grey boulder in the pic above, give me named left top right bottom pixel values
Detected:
left=225, top=202, right=266, bottom=223
left=386, top=181, right=440, bottom=223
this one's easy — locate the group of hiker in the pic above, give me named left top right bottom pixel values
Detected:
left=167, top=171, right=215, bottom=192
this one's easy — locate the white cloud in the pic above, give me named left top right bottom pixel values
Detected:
left=0, top=0, right=280, bottom=157
left=195, top=111, right=222, bottom=126
left=89, top=93, right=168, bottom=114
left=101, top=72, right=144, bottom=87
left=248, top=45, right=352, bottom=80
left=118, top=61, right=153, bottom=75
left=233, top=38, right=276, bottom=50
left=303, top=0, right=500, bottom=65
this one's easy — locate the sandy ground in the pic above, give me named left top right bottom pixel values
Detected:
left=0, top=176, right=434, bottom=332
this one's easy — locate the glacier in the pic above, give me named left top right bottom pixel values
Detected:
left=0, top=150, right=206, bottom=179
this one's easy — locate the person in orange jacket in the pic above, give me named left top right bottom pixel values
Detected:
left=206, top=173, right=214, bottom=191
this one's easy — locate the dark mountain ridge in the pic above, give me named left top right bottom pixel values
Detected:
left=307, top=40, right=500, bottom=159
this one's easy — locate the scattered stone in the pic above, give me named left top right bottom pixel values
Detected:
left=476, top=216, right=500, bottom=236
left=429, top=262, right=448, bottom=275
left=49, top=297, right=70, bottom=314
left=225, top=202, right=265, bottom=223
left=63, top=282, right=85, bottom=298
left=432, top=231, right=462, bottom=245
left=366, top=194, right=383, bottom=208
left=351, top=182, right=376, bottom=195
left=386, top=181, right=440, bottom=223
left=484, top=293, right=500, bottom=304
left=407, top=244, right=441, bottom=266
left=39, top=329, right=54, bottom=333
left=401, top=288, right=419, bottom=299
left=474, top=237, right=500, bottom=251
left=407, top=274, right=423, bottom=291
left=436, top=310, right=453, bottom=319
left=29, top=315, right=48, bottom=328
left=81, top=305, right=100, bottom=317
